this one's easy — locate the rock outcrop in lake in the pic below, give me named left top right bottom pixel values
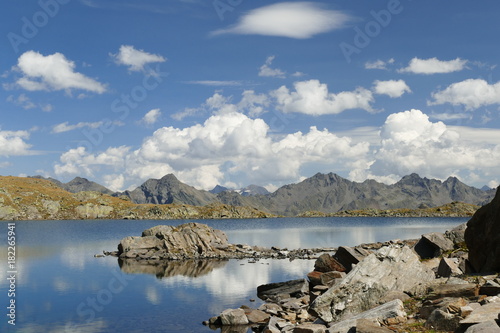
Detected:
left=465, top=186, right=500, bottom=273
left=116, top=222, right=334, bottom=261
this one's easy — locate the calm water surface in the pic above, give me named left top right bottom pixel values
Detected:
left=0, top=217, right=467, bottom=333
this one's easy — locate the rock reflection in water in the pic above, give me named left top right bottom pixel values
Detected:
left=118, top=258, right=228, bottom=279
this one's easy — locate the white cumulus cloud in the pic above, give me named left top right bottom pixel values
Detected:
left=372, top=80, right=411, bottom=98
left=111, top=45, right=166, bottom=72
left=211, top=2, right=351, bottom=39
left=398, top=57, right=468, bottom=74
left=354, top=109, right=500, bottom=186
left=14, top=51, right=106, bottom=94
left=0, top=130, right=33, bottom=156
left=428, top=78, right=500, bottom=110
left=54, top=111, right=369, bottom=190
left=272, top=79, right=375, bottom=115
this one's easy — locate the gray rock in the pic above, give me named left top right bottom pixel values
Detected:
left=244, top=308, right=270, bottom=324
left=326, top=299, right=406, bottom=333
left=414, top=232, right=455, bottom=259
left=427, top=283, right=479, bottom=299
left=333, top=246, right=370, bottom=273
left=379, top=291, right=411, bottom=304
left=425, top=309, right=461, bottom=331
left=437, top=257, right=463, bottom=277
left=257, top=279, right=307, bottom=302
left=480, top=280, right=500, bottom=296
left=258, top=303, right=283, bottom=316
left=293, top=323, right=327, bottom=333
left=445, top=223, right=467, bottom=245
left=219, top=308, right=249, bottom=326
left=118, top=222, right=233, bottom=259
left=420, top=297, right=467, bottom=319
left=446, top=277, right=470, bottom=285
left=264, top=316, right=286, bottom=333
left=320, top=271, right=345, bottom=288
left=314, top=253, right=346, bottom=273
left=75, top=203, right=113, bottom=219
left=310, top=246, right=434, bottom=323
left=0, top=206, right=19, bottom=220
left=118, top=236, right=163, bottom=254
left=42, top=199, right=60, bottom=215
left=465, top=187, right=500, bottom=273
left=464, top=320, right=500, bottom=333
left=355, top=319, right=393, bottom=333
left=460, top=302, right=500, bottom=325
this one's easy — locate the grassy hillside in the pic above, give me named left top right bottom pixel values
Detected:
left=299, top=201, right=479, bottom=218
left=0, top=176, right=274, bottom=220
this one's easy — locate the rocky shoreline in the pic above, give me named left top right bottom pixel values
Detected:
left=109, top=186, right=500, bottom=333
left=203, top=226, right=499, bottom=333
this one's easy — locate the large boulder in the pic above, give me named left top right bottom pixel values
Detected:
left=326, top=299, right=406, bottom=333
left=314, top=254, right=345, bottom=273
left=460, top=302, right=500, bottom=327
left=118, top=222, right=230, bottom=259
left=257, top=279, right=307, bottom=302
left=437, top=257, right=462, bottom=277
left=414, top=232, right=454, bottom=259
left=464, top=321, right=500, bottom=333
left=309, top=246, right=434, bottom=323
left=465, top=187, right=500, bottom=273
left=219, top=308, right=249, bottom=326
left=333, top=246, right=370, bottom=273
left=445, top=223, right=467, bottom=246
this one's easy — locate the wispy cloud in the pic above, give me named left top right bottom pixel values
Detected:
left=52, top=120, right=124, bottom=134
left=6, top=94, right=53, bottom=111
left=185, top=80, right=242, bottom=86
left=140, top=109, right=162, bottom=125
left=365, top=58, right=394, bottom=70
left=259, top=56, right=286, bottom=78
left=211, top=2, right=352, bottom=39
left=110, top=45, right=166, bottom=72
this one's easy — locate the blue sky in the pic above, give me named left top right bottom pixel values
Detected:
left=1, top=0, right=500, bottom=192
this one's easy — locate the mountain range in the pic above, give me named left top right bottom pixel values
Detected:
left=34, top=173, right=496, bottom=217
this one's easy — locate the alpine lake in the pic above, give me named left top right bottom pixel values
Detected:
left=0, top=217, right=468, bottom=333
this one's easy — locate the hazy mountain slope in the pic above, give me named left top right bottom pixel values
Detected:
left=31, top=175, right=113, bottom=195
left=122, top=174, right=217, bottom=206
left=32, top=172, right=494, bottom=217
left=253, top=173, right=495, bottom=216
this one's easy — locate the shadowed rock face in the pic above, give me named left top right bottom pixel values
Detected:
left=465, top=187, right=500, bottom=273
